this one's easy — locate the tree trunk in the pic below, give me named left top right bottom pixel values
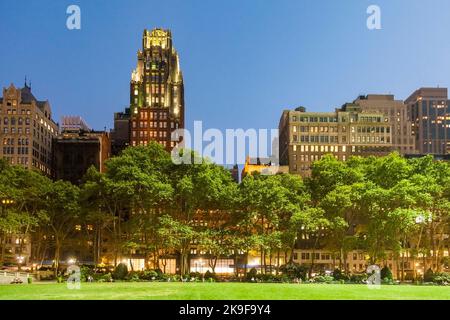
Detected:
left=244, top=250, right=249, bottom=277
left=0, top=234, right=6, bottom=267
left=54, top=238, right=61, bottom=277
left=309, top=236, right=319, bottom=278
left=276, top=250, right=280, bottom=275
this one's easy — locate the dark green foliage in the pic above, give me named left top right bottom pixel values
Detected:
left=113, top=263, right=128, bottom=280
left=380, top=266, right=393, bottom=281
left=246, top=268, right=258, bottom=281
left=313, top=275, right=334, bottom=283
left=350, top=273, right=368, bottom=283
left=431, top=272, right=450, bottom=285
left=279, top=262, right=308, bottom=280
left=424, top=268, right=434, bottom=283
left=204, top=270, right=215, bottom=280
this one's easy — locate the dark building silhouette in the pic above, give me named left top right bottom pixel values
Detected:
left=229, top=164, right=239, bottom=183
left=406, top=88, right=450, bottom=155
left=53, top=116, right=110, bottom=185
left=110, top=108, right=130, bottom=156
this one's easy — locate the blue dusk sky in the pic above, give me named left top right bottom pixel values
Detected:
left=1, top=0, right=450, bottom=135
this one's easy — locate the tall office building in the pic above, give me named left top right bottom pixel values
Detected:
left=405, top=88, right=450, bottom=155
left=110, top=108, right=130, bottom=156
left=354, top=94, right=416, bottom=155
left=0, top=82, right=58, bottom=175
left=129, top=28, right=184, bottom=150
left=279, top=104, right=392, bottom=176
left=53, top=116, right=110, bottom=185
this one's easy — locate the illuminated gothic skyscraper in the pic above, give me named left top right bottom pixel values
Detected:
left=129, top=28, right=184, bottom=150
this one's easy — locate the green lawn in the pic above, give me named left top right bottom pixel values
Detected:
left=0, top=282, right=449, bottom=300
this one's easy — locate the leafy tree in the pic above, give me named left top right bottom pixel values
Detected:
left=45, top=180, right=80, bottom=274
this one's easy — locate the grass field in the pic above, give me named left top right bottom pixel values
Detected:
left=0, top=282, right=449, bottom=300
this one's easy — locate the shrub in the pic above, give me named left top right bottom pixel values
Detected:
left=332, top=269, right=350, bottom=281
left=80, top=266, right=94, bottom=282
left=102, top=273, right=113, bottom=282
left=189, top=272, right=201, bottom=280
left=279, top=262, right=308, bottom=280
left=171, top=274, right=180, bottom=282
left=157, top=273, right=169, bottom=281
left=113, top=263, right=128, bottom=280
left=432, top=272, right=450, bottom=285
left=204, top=270, right=216, bottom=280
left=313, top=275, right=334, bottom=283
left=154, top=268, right=163, bottom=277
left=332, top=269, right=342, bottom=280
left=350, top=273, right=368, bottom=283
left=141, top=270, right=158, bottom=281
left=246, top=268, right=258, bottom=281
left=380, top=266, right=393, bottom=281
left=130, top=273, right=140, bottom=282
left=424, top=268, right=434, bottom=283
left=27, top=277, right=33, bottom=284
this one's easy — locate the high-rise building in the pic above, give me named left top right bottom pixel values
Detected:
left=405, top=88, right=450, bottom=155
left=53, top=116, right=111, bottom=185
left=279, top=104, right=392, bottom=176
left=0, top=82, right=58, bottom=175
left=228, top=164, right=240, bottom=183
left=60, top=115, right=90, bottom=132
left=354, top=94, right=416, bottom=155
left=110, top=108, right=130, bottom=156
left=129, top=28, right=184, bottom=151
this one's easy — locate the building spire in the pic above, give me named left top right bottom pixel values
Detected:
left=24, top=76, right=31, bottom=89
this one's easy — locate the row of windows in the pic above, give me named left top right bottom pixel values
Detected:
left=358, top=116, right=383, bottom=123
left=2, top=127, right=31, bottom=134
left=132, top=131, right=168, bottom=138
left=352, top=126, right=390, bottom=133
left=139, top=111, right=168, bottom=120
left=351, top=135, right=390, bottom=143
left=2, top=137, right=30, bottom=146
left=2, top=156, right=29, bottom=165
left=297, top=135, right=339, bottom=143
left=293, top=116, right=338, bottom=123
left=2, top=108, right=31, bottom=115
left=294, top=126, right=339, bottom=133
left=131, top=140, right=175, bottom=148
left=134, top=121, right=169, bottom=129
left=292, top=252, right=367, bottom=261
left=293, top=145, right=345, bottom=153
left=3, top=147, right=30, bottom=154
left=2, top=117, right=31, bottom=125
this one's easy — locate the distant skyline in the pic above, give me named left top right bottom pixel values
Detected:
left=2, top=0, right=450, bottom=136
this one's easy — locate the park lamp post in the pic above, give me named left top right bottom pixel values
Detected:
left=1, top=198, right=15, bottom=214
